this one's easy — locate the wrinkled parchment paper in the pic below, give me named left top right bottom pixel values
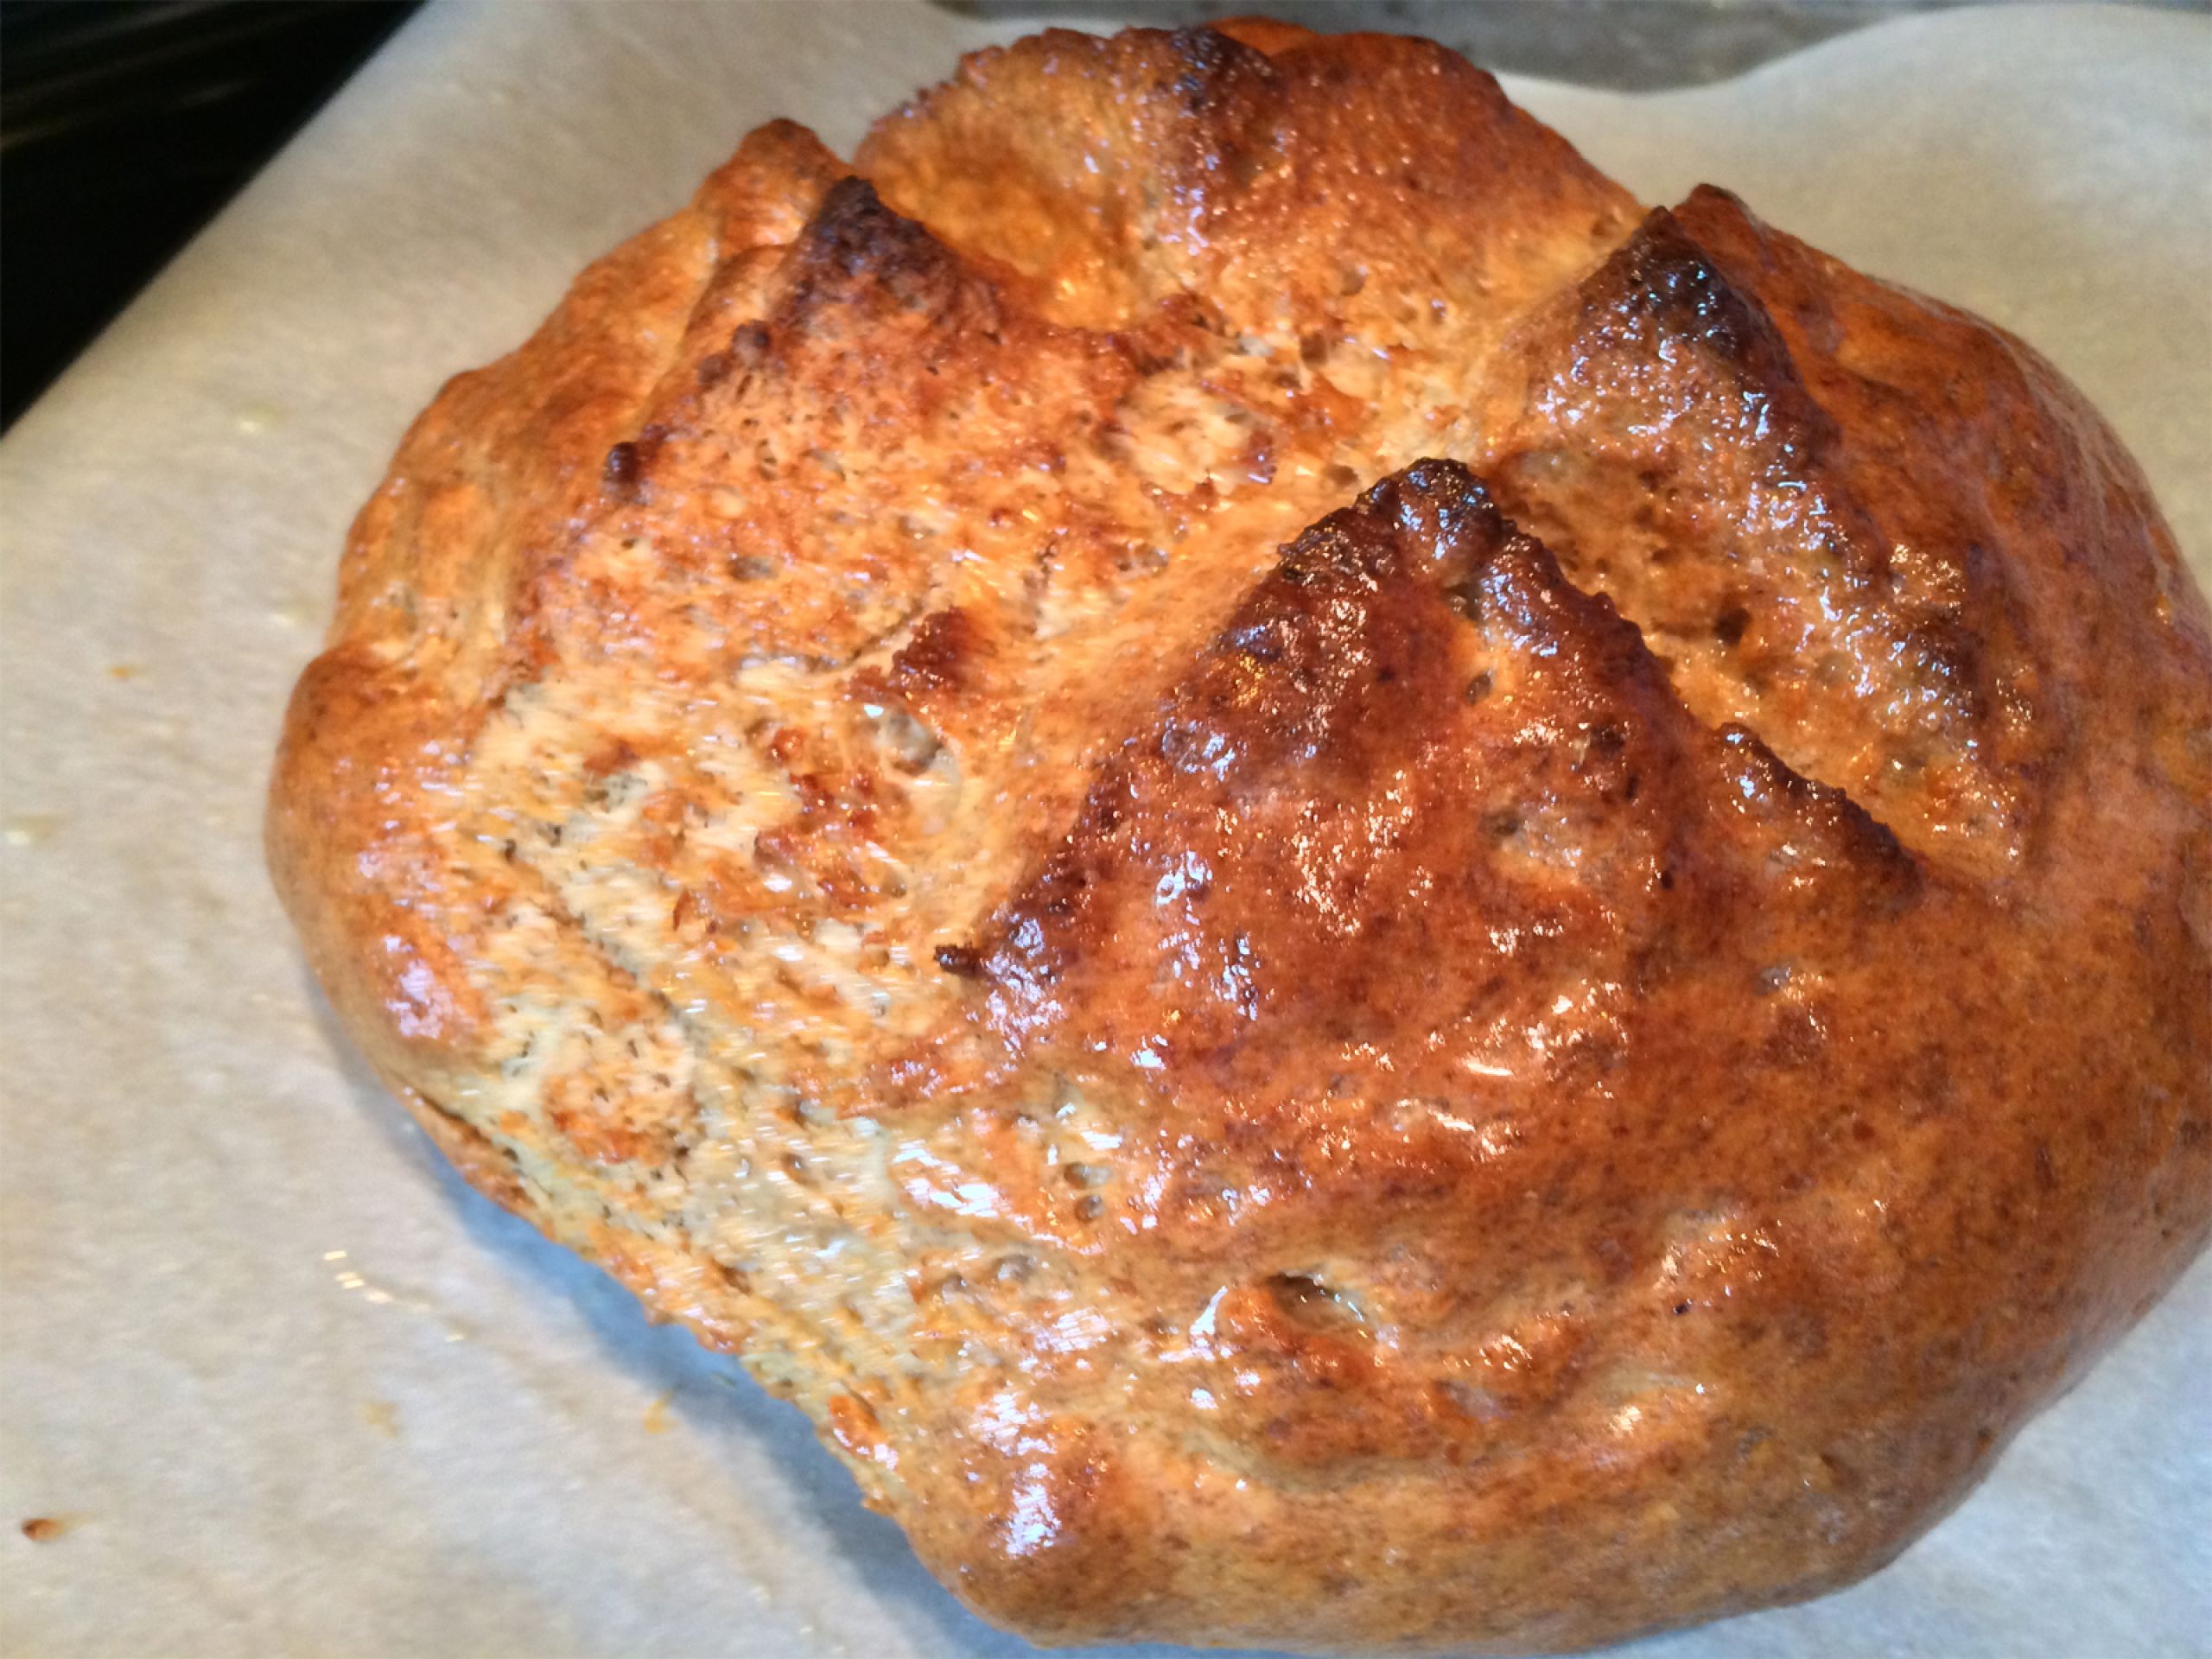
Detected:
left=3, top=3, right=2206, bottom=1654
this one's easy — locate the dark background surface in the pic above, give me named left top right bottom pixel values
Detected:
left=1, top=1, right=420, bottom=429
left=2, top=0, right=2199, bottom=433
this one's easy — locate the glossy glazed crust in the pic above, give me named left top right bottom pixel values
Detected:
left=268, top=21, right=2212, bottom=1654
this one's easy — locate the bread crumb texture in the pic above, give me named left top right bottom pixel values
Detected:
left=269, top=22, right=2212, bottom=1653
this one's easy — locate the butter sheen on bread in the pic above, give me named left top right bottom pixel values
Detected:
left=269, top=20, right=2212, bottom=1653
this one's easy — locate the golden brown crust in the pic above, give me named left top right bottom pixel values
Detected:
left=270, top=22, right=2212, bottom=1654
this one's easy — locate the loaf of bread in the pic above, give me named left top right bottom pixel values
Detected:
left=269, top=19, right=2212, bottom=1652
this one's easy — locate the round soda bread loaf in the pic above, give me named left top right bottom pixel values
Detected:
left=269, top=19, right=2212, bottom=1653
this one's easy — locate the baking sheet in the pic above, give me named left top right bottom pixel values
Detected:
left=2, top=3, right=2207, bottom=1654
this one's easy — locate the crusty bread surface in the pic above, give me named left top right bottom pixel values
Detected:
left=269, top=20, right=2212, bottom=1653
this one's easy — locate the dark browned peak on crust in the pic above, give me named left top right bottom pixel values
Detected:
left=1478, top=188, right=2092, bottom=880
left=270, top=17, right=2212, bottom=1657
left=986, top=459, right=1921, bottom=1103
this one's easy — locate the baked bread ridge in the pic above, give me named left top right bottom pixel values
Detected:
left=268, top=18, right=2212, bottom=1656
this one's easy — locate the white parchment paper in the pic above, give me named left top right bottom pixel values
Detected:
left=3, top=4, right=2207, bottom=1655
